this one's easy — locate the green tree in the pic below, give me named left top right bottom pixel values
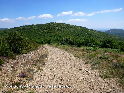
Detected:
left=6, top=32, right=30, bottom=54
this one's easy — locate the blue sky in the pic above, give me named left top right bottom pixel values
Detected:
left=0, top=0, right=124, bottom=29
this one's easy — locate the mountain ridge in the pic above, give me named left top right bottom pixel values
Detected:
left=105, top=29, right=124, bottom=38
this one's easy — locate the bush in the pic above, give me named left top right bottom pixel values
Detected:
left=0, top=58, right=4, bottom=65
left=0, top=38, right=14, bottom=57
left=101, top=39, right=119, bottom=49
left=6, top=32, right=29, bottom=54
left=119, top=41, right=124, bottom=51
left=0, top=31, right=39, bottom=58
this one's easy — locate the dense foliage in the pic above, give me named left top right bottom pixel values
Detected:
left=0, top=22, right=124, bottom=57
left=0, top=31, right=38, bottom=57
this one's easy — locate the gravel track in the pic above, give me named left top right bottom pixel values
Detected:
left=30, top=45, right=123, bottom=93
left=0, top=45, right=123, bottom=93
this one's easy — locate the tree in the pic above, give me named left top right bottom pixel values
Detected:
left=6, top=32, right=29, bottom=54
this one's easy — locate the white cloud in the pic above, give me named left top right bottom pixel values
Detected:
left=99, top=8, right=123, bottom=13
left=56, top=19, right=87, bottom=24
left=87, top=8, right=123, bottom=16
left=15, top=16, right=36, bottom=21
left=87, top=13, right=96, bottom=16
left=73, top=12, right=86, bottom=16
left=57, top=11, right=73, bottom=16
left=55, top=19, right=88, bottom=27
left=27, top=16, right=36, bottom=20
left=38, top=14, right=53, bottom=19
left=67, top=19, right=87, bottom=23
left=1, top=8, right=122, bottom=24
left=57, top=8, right=123, bottom=17
left=0, top=18, right=12, bottom=22
left=16, top=17, right=26, bottom=20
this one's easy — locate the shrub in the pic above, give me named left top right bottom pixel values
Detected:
left=6, top=32, right=29, bottom=54
left=0, top=31, right=38, bottom=58
left=101, top=39, right=118, bottom=49
left=0, top=59, right=4, bottom=65
left=0, top=38, right=14, bottom=57
left=119, top=41, right=124, bottom=51
left=18, top=72, right=27, bottom=78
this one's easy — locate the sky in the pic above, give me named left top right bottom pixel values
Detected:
left=0, top=0, right=124, bottom=29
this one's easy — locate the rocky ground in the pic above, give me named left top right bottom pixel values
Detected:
left=0, top=45, right=124, bottom=93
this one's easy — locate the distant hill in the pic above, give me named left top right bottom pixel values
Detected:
left=105, top=29, right=124, bottom=38
left=0, top=28, right=8, bottom=30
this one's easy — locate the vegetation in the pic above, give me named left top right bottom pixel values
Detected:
left=0, top=58, right=4, bottom=65
left=55, top=45, right=124, bottom=88
left=0, top=22, right=124, bottom=52
left=0, top=22, right=124, bottom=87
left=0, top=31, right=39, bottom=58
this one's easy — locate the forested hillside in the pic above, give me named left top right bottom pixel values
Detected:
left=0, top=22, right=124, bottom=58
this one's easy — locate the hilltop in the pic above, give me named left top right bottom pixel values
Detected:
left=0, top=22, right=124, bottom=52
left=0, top=22, right=124, bottom=59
